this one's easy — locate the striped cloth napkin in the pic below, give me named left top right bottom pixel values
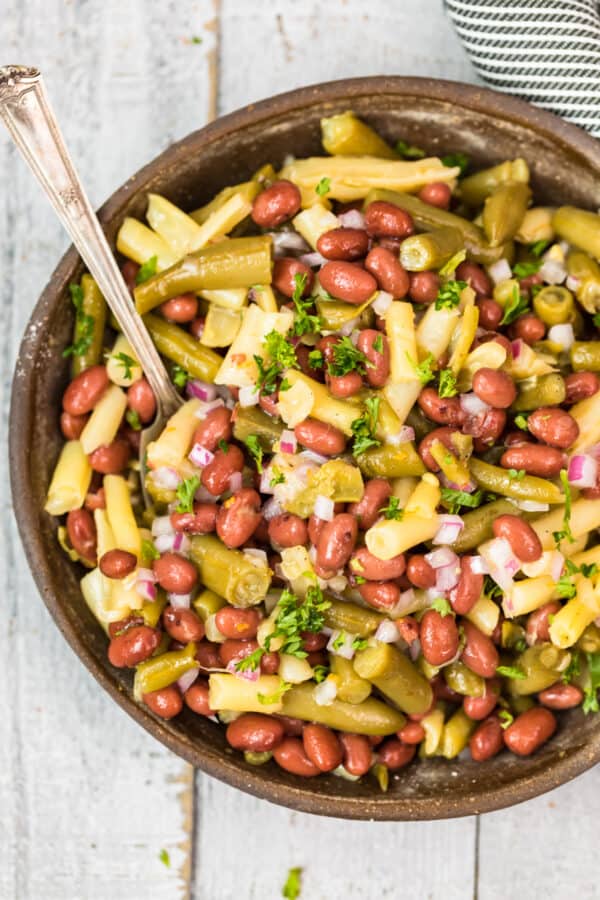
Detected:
left=445, top=0, right=600, bottom=137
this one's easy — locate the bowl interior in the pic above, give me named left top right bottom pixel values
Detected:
left=11, top=77, right=600, bottom=820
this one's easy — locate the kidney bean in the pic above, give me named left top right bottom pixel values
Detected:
left=219, top=639, right=259, bottom=669
left=159, top=293, right=198, bottom=323
left=350, top=546, right=405, bottom=581
left=364, top=246, right=410, bottom=298
left=418, top=181, right=452, bottom=210
left=504, top=431, right=531, bottom=448
left=462, top=409, right=506, bottom=448
left=153, top=552, right=198, bottom=594
left=418, top=388, right=463, bottom=426
left=274, top=715, right=305, bottom=737
left=492, top=514, right=543, bottom=563
left=316, top=513, right=358, bottom=571
left=260, top=651, right=280, bottom=675
left=339, top=733, right=373, bottom=776
left=461, top=621, right=500, bottom=678
left=62, top=365, right=109, bottom=415
left=358, top=580, right=400, bottom=610
left=88, top=439, right=131, bottom=475
left=272, top=257, right=314, bottom=298
left=397, top=722, right=425, bottom=744
left=108, top=615, right=144, bottom=639
left=500, top=444, right=565, bottom=478
left=450, top=556, right=484, bottom=615
left=417, top=427, right=458, bottom=471
left=306, top=649, right=328, bottom=668
left=397, top=616, right=420, bottom=646
left=184, top=680, right=215, bottom=716
left=170, top=503, right=218, bottom=534
left=377, top=739, right=416, bottom=770
left=510, top=314, right=545, bottom=345
left=60, top=411, right=88, bottom=440
left=327, top=371, right=363, bottom=398
left=124, top=379, right=155, bottom=426
left=201, top=444, right=245, bottom=496
left=214, top=607, right=261, bottom=640
left=308, top=515, right=325, bottom=546
left=268, top=513, right=308, bottom=549
left=356, top=329, right=390, bottom=388
left=99, top=549, right=137, bottom=580
left=193, top=407, right=232, bottom=453
left=463, top=679, right=501, bottom=721
left=472, top=368, right=517, bottom=409
left=258, top=392, right=280, bottom=417
left=216, top=488, right=262, bottom=549
left=85, top=487, right=106, bottom=512
left=527, top=407, right=579, bottom=449
left=302, top=724, right=343, bottom=772
left=347, top=478, right=391, bottom=530
left=189, top=316, right=205, bottom=340
left=408, top=270, right=440, bottom=304
left=163, top=606, right=205, bottom=643
left=319, top=261, right=377, bottom=305
left=251, top=179, right=301, bottom=228
left=565, top=371, right=600, bottom=404
left=364, top=201, right=414, bottom=239
left=539, top=682, right=584, bottom=710
left=294, top=418, right=346, bottom=456
left=317, top=227, right=369, bottom=261
left=295, top=344, right=324, bottom=382
left=121, top=259, right=140, bottom=293
left=108, top=625, right=161, bottom=668
left=476, top=297, right=503, bottom=330
left=504, top=707, right=557, bottom=756
left=406, top=554, right=436, bottom=589
left=302, top=631, right=328, bottom=653
left=226, top=713, right=285, bottom=753
left=420, top=609, right=460, bottom=666
left=470, top=715, right=504, bottom=762
left=195, top=640, right=221, bottom=674
left=451, top=260, right=490, bottom=297
left=526, top=602, right=561, bottom=646
left=273, top=737, right=321, bottom=776
left=143, top=686, right=183, bottom=719
left=66, top=508, right=97, bottom=562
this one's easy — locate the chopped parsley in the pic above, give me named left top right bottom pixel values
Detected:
left=270, top=467, right=286, bottom=487
left=507, top=468, right=526, bottom=481
left=328, top=336, right=368, bottom=376
left=350, top=397, right=381, bottom=457
left=439, top=249, right=466, bottom=278
left=141, top=539, right=160, bottom=561
left=254, top=354, right=285, bottom=396
left=552, top=470, right=574, bottom=545
left=236, top=647, right=265, bottom=672
left=315, top=176, right=331, bottom=197
left=514, top=413, right=530, bottom=431
left=556, top=574, right=577, bottom=600
left=395, top=139, right=425, bottom=160
left=175, top=475, right=200, bottom=513
left=496, top=665, right=526, bottom=680
left=258, top=680, right=292, bottom=705
left=373, top=333, right=384, bottom=354
left=498, top=709, right=514, bottom=730
left=218, top=438, right=229, bottom=453
left=264, top=329, right=298, bottom=370
left=244, top=435, right=264, bottom=473
left=407, top=351, right=436, bottom=385
left=172, top=364, right=191, bottom=388
left=332, top=631, right=347, bottom=651
left=583, top=652, right=600, bottom=714
left=530, top=239, right=551, bottom=258
left=500, top=284, right=529, bottom=325
left=440, top=487, right=483, bottom=514
left=111, top=351, right=138, bottom=380
left=513, top=260, right=541, bottom=279
left=435, top=279, right=466, bottom=310
left=254, top=329, right=297, bottom=396
left=308, top=349, right=324, bottom=369
left=158, top=849, right=170, bottom=868
left=441, top=152, right=470, bottom=175
left=265, top=585, right=331, bottom=659
left=125, top=408, right=142, bottom=431
left=562, top=650, right=581, bottom=685
left=430, top=597, right=453, bottom=617
left=484, top=575, right=503, bottom=599
left=62, top=282, right=95, bottom=359
left=352, top=636, right=369, bottom=652
left=379, top=496, right=404, bottom=520
left=135, top=255, right=158, bottom=284
left=313, top=665, right=329, bottom=683
left=282, top=866, right=303, bottom=900
left=581, top=563, right=599, bottom=579
left=438, top=368, right=458, bottom=398
left=290, top=273, right=322, bottom=337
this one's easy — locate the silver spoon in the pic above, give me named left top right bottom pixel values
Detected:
left=0, top=65, right=182, bottom=505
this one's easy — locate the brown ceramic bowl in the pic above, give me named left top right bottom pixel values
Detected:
left=10, top=77, right=600, bottom=820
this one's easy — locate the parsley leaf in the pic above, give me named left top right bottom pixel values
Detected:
left=498, top=709, right=514, bottom=730
left=583, top=652, right=600, bottom=714
left=172, top=364, right=191, bottom=388
left=562, top=650, right=581, bottom=685
left=125, top=408, right=142, bottom=431
left=141, top=539, right=160, bottom=561
left=328, top=335, right=368, bottom=376
left=530, top=239, right=551, bottom=258
left=379, top=496, right=404, bottom=520
left=62, top=282, right=96, bottom=359
left=395, top=139, right=425, bottom=160
left=553, top=469, right=574, bottom=545
left=373, top=333, right=384, bottom=354
left=514, top=413, right=530, bottom=431
left=496, top=665, right=526, bottom=680
left=135, top=255, right=158, bottom=284
left=407, top=351, right=436, bottom=385
left=236, top=647, right=265, bottom=672
left=441, top=152, right=470, bottom=175
left=581, top=563, right=598, bottom=579
left=253, top=354, right=281, bottom=396
left=111, top=351, right=138, bottom=380
left=513, top=260, right=541, bottom=279
left=270, top=467, right=286, bottom=487
left=265, top=586, right=331, bottom=659
left=313, top=665, right=329, bottom=683
left=556, top=574, right=577, bottom=600
left=500, top=284, right=529, bottom=326
left=507, top=468, right=526, bottom=481
left=352, top=636, right=369, bottom=651
left=308, top=349, right=324, bottom=369
left=175, top=475, right=200, bottom=513
left=350, top=397, right=381, bottom=457
left=190, top=35, right=203, bottom=44
left=158, top=849, right=170, bottom=868
left=438, top=368, right=458, bottom=398
left=244, top=435, right=264, bottom=473
left=431, top=597, right=453, bottom=617
left=282, top=866, right=303, bottom=900
left=332, top=631, right=347, bottom=651
left=435, top=279, right=466, bottom=310
left=218, top=439, right=229, bottom=453
left=315, top=176, right=331, bottom=197
left=484, top=575, right=503, bottom=599
left=440, top=487, right=483, bottom=514
left=258, top=680, right=292, bottom=705
left=290, top=273, right=322, bottom=337
left=264, top=329, right=298, bottom=370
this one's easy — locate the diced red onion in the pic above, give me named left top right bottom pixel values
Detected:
left=435, top=563, right=461, bottom=592
left=188, top=443, right=214, bottom=468
left=154, top=533, right=176, bottom=554
left=469, top=555, right=488, bottom=575
left=338, top=209, right=365, bottom=229
left=372, top=290, right=394, bottom=316
left=480, top=537, right=521, bottom=591
left=308, top=545, right=318, bottom=564
left=511, top=339, right=523, bottom=359
left=262, top=497, right=284, bottom=520
left=194, top=483, right=217, bottom=502
left=326, top=574, right=348, bottom=593
left=409, top=638, right=421, bottom=662
left=173, top=532, right=190, bottom=554
left=568, top=453, right=598, bottom=489
left=375, top=620, right=400, bottom=643
left=269, top=230, right=309, bottom=256
left=439, top=472, right=477, bottom=494
left=339, top=316, right=360, bottom=337
left=136, top=567, right=157, bottom=584
left=489, top=259, right=512, bottom=284
left=227, top=658, right=260, bottom=681
left=387, top=425, right=415, bottom=446
left=314, top=678, right=338, bottom=706
left=280, top=430, right=297, bottom=454
left=514, top=499, right=550, bottom=513
left=387, top=588, right=418, bottom=618
left=551, top=551, right=565, bottom=583
left=194, top=398, right=225, bottom=419
left=186, top=380, right=217, bottom=402
left=539, top=257, right=567, bottom=285
left=151, top=467, right=181, bottom=490
left=238, top=385, right=260, bottom=408
left=566, top=275, right=581, bottom=292
left=460, top=392, right=491, bottom=416
left=547, top=323, right=574, bottom=350
left=243, top=548, right=268, bottom=566
left=425, top=547, right=459, bottom=569
left=259, top=467, right=276, bottom=494
left=314, top=494, right=335, bottom=521
left=299, top=251, right=327, bottom=268
left=349, top=329, right=360, bottom=346
left=168, top=591, right=192, bottom=609
left=327, top=630, right=356, bottom=660
left=151, top=515, right=174, bottom=538
left=228, top=471, right=243, bottom=494
left=433, top=515, right=464, bottom=546
left=136, top=580, right=156, bottom=602
left=177, top=668, right=199, bottom=693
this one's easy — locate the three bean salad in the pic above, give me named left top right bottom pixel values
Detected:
left=46, top=110, right=600, bottom=783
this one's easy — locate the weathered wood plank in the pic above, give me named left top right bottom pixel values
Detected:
left=0, top=1, right=217, bottom=897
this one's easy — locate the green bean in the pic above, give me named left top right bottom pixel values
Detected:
left=353, top=643, right=433, bottom=715
left=532, top=285, right=575, bottom=326
left=281, top=682, right=405, bottom=735
left=233, top=405, right=284, bottom=450
left=571, top=341, right=600, bottom=372
left=553, top=206, right=600, bottom=260
left=139, top=592, right=167, bottom=629
left=244, top=751, right=272, bottom=766
left=144, top=314, right=222, bottom=383
left=133, top=642, right=198, bottom=700
left=355, top=442, right=425, bottom=479
left=399, top=225, right=464, bottom=272
left=439, top=708, right=476, bottom=759
left=469, top=458, right=564, bottom=504
left=483, top=182, right=531, bottom=248
left=323, top=598, right=384, bottom=637
left=443, top=661, right=486, bottom=697
left=70, top=274, right=107, bottom=376
left=321, top=111, right=397, bottom=158
left=193, top=588, right=226, bottom=622
left=452, top=499, right=519, bottom=552
left=315, top=298, right=374, bottom=331
left=460, top=158, right=530, bottom=207
left=511, top=373, right=566, bottom=411
left=190, top=535, right=272, bottom=607
left=577, top=623, right=600, bottom=654
left=566, top=250, right=600, bottom=314
left=330, top=656, right=372, bottom=704
left=190, top=180, right=260, bottom=225
left=405, top=406, right=432, bottom=443
left=501, top=621, right=527, bottom=651
left=505, top=645, right=568, bottom=696
left=134, top=236, right=273, bottom=313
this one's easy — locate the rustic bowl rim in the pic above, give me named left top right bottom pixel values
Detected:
left=10, top=75, right=600, bottom=821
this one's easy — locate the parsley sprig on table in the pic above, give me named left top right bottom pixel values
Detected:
left=350, top=397, right=381, bottom=456
left=62, top=283, right=95, bottom=359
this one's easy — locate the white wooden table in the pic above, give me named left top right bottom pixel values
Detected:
left=1, top=3, right=599, bottom=898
